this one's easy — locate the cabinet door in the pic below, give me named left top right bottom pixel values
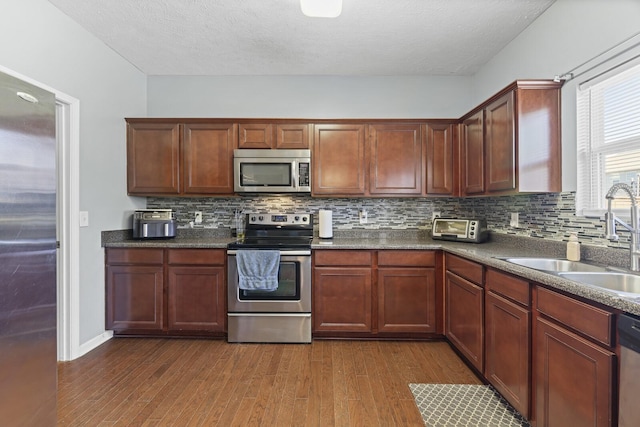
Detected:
left=485, top=91, right=516, bottom=192
left=425, top=123, right=456, bottom=195
left=106, top=265, right=164, bottom=331
left=485, top=292, right=530, bottom=419
left=378, top=268, right=436, bottom=333
left=182, top=123, right=237, bottom=194
left=127, top=121, right=180, bottom=195
left=276, top=123, right=310, bottom=149
left=167, top=266, right=226, bottom=332
left=535, top=317, right=615, bottom=427
left=368, top=123, right=422, bottom=195
left=313, top=267, right=372, bottom=332
left=445, top=271, right=484, bottom=372
left=238, top=123, right=274, bottom=149
left=460, top=111, right=485, bottom=195
left=312, top=124, right=367, bottom=195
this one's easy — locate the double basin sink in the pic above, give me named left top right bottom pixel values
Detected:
left=502, top=257, right=640, bottom=297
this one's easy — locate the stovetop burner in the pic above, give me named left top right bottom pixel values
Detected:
left=227, top=212, right=313, bottom=250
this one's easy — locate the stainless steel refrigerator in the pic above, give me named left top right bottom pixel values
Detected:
left=0, top=70, right=57, bottom=424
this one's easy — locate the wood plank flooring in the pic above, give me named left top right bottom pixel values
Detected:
left=57, top=338, right=481, bottom=426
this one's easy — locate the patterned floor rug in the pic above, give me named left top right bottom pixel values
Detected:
left=409, top=384, right=531, bottom=427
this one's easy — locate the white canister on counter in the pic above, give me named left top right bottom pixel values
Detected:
left=319, top=209, right=333, bottom=239
left=566, top=232, right=581, bottom=261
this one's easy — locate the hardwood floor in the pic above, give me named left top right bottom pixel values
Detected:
left=57, top=338, right=481, bottom=426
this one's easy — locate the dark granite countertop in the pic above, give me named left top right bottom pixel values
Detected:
left=102, top=228, right=235, bottom=248
left=102, top=228, right=640, bottom=316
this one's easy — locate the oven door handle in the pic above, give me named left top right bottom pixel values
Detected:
left=227, top=250, right=311, bottom=256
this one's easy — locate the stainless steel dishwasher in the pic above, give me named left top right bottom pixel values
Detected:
left=618, top=313, right=640, bottom=427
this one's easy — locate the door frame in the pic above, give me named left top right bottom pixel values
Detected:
left=0, top=65, right=80, bottom=361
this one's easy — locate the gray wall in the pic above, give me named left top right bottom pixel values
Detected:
left=1, top=0, right=147, bottom=344
left=147, top=75, right=471, bottom=118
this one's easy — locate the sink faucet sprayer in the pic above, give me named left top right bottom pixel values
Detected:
left=605, top=183, right=640, bottom=271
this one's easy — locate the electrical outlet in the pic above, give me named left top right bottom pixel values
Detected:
left=432, top=211, right=441, bottom=221
left=359, top=209, right=368, bottom=224
left=194, top=211, right=203, bottom=224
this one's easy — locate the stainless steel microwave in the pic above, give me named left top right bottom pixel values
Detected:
left=233, top=149, right=311, bottom=193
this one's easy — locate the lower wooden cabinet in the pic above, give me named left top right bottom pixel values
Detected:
left=106, top=263, right=164, bottom=331
left=313, top=249, right=438, bottom=337
left=167, top=265, right=225, bottom=332
left=535, top=286, right=616, bottom=427
left=445, top=270, right=484, bottom=372
left=484, top=269, right=531, bottom=419
left=105, top=248, right=226, bottom=336
left=378, top=267, right=436, bottom=333
left=485, top=292, right=530, bottom=418
left=313, top=266, right=373, bottom=332
left=535, top=317, right=615, bottom=427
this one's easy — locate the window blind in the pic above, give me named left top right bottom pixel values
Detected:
left=576, top=62, right=640, bottom=215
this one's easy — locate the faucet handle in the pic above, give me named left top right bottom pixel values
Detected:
left=604, top=211, right=619, bottom=241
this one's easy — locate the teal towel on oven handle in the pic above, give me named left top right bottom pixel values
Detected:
left=236, top=250, right=280, bottom=291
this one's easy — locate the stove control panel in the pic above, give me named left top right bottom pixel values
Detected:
left=248, top=213, right=311, bottom=226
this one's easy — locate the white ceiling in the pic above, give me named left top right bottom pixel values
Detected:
left=47, top=0, right=556, bottom=76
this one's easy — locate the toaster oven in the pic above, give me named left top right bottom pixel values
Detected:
left=132, top=209, right=176, bottom=239
left=431, top=218, right=488, bottom=243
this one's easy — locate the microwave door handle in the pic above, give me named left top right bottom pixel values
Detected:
left=292, top=163, right=297, bottom=189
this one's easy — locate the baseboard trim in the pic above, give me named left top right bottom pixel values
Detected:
left=73, top=331, right=114, bottom=360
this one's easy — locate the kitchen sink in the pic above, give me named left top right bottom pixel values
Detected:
left=557, top=272, right=640, bottom=296
left=503, top=257, right=607, bottom=273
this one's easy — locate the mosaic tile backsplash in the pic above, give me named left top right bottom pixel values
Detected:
left=147, top=192, right=631, bottom=249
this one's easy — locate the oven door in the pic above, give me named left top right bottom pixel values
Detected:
left=227, top=250, right=311, bottom=313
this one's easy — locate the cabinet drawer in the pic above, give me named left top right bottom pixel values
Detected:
left=378, top=250, right=435, bottom=267
left=314, top=250, right=372, bottom=266
left=486, top=268, right=530, bottom=307
left=168, top=249, right=225, bottom=265
left=536, top=286, right=615, bottom=347
left=106, top=248, right=164, bottom=265
left=445, top=253, right=483, bottom=285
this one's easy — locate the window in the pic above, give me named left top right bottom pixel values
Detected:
left=576, top=62, right=640, bottom=216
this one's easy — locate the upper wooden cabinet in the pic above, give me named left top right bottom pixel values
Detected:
left=460, top=111, right=485, bottom=196
left=127, top=121, right=181, bottom=195
left=238, top=123, right=273, bottom=149
left=182, top=123, right=237, bottom=195
left=425, top=123, right=457, bottom=196
left=485, top=92, right=516, bottom=192
left=312, top=122, right=425, bottom=197
left=238, top=122, right=310, bottom=149
left=459, top=80, right=562, bottom=196
left=127, top=80, right=560, bottom=198
left=312, top=124, right=367, bottom=196
left=276, top=123, right=310, bottom=149
left=369, top=123, right=423, bottom=195
left=126, top=119, right=237, bottom=196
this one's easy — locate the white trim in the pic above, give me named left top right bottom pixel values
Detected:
left=77, top=331, right=114, bottom=358
left=0, top=65, right=82, bottom=361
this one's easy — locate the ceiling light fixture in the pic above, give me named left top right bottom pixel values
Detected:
left=300, top=0, right=342, bottom=18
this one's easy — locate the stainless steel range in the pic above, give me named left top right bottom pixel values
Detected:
left=227, top=213, right=313, bottom=343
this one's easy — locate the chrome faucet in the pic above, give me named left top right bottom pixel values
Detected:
left=605, top=183, right=640, bottom=271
